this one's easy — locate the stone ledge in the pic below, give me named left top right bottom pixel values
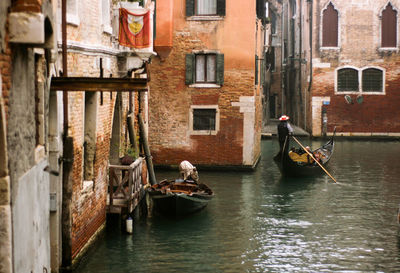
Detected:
left=9, top=12, right=44, bottom=44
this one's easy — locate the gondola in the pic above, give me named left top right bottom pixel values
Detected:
left=148, top=179, right=214, bottom=217
left=273, top=133, right=335, bottom=177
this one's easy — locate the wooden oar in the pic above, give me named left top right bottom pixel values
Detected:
left=292, top=136, right=337, bottom=183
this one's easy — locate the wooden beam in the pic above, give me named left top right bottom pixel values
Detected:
left=50, top=77, right=148, bottom=92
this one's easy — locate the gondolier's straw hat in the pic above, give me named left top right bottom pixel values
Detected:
left=279, top=115, right=290, bottom=121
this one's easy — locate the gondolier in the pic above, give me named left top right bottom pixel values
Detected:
left=277, top=115, right=293, bottom=155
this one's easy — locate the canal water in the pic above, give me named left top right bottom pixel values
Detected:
left=75, top=139, right=400, bottom=273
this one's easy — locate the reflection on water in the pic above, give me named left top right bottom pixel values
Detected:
left=75, top=140, right=400, bottom=273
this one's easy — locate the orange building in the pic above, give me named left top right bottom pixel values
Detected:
left=150, top=0, right=265, bottom=169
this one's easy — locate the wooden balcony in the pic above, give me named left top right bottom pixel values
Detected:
left=107, top=157, right=147, bottom=214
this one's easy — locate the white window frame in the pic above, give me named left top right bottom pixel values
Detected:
left=334, top=66, right=385, bottom=95
left=189, top=105, right=220, bottom=135
left=319, top=1, right=340, bottom=51
left=378, top=1, right=399, bottom=52
left=67, top=0, right=80, bottom=26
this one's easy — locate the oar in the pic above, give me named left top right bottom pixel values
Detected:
left=291, top=136, right=337, bottom=183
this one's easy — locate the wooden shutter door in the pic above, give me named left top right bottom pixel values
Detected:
left=185, top=54, right=195, bottom=85
left=217, top=0, right=225, bottom=16
left=216, top=54, right=224, bottom=85
left=322, top=3, right=338, bottom=47
left=382, top=4, right=397, bottom=47
left=186, top=0, right=195, bottom=16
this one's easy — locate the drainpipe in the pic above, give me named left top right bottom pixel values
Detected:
left=306, top=0, right=313, bottom=132
left=61, top=0, right=74, bottom=269
left=299, top=0, right=303, bottom=128
left=281, top=4, right=285, bottom=116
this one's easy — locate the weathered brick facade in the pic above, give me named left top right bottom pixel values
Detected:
left=149, top=0, right=262, bottom=168
left=64, top=25, right=122, bottom=263
left=311, top=0, right=400, bottom=136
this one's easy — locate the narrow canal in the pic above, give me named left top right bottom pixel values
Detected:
left=75, top=139, right=400, bottom=273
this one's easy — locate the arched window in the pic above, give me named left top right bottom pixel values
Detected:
left=322, top=3, right=338, bottom=47
left=362, top=68, right=383, bottom=92
left=337, top=68, right=358, bottom=92
left=381, top=3, right=397, bottom=48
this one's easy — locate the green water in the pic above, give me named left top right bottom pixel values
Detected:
left=75, top=139, right=400, bottom=272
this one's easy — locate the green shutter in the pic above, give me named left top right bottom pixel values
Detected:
left=216, top=54, right=224, bottom=85
left=217, top=0, right=226, bottom=16
left=185, top=54, right=195, bottom=85
left=186, top=0, right=195, bottom=17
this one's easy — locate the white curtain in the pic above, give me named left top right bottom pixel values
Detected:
left=196, top=0, right=217, bottom=15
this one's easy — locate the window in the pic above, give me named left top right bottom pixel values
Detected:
left=67, top=0, right=80, bottom=26
left=381, top=3, right=397, bottom=48
left=266, top=47, right=275, bottom=71
left=336, top=67, right=385, bottom=93
left=362, top=68, right=383, bottom=92
left=290, top=0, right=296, bottom=18
left=322, top=3, right=338, bottom=47
left=186, top=53, right=224, bottom=86
left=196, top=54, right=216, bottom=82
left=186, top=0, right=225, bottom=17
left=193, top=109, right=216, bottom=130
left=190, top=105, right=220, bottom=135
left=84, top=92, right=98, bottom=182
left=270, top=10, right=277, bottom=34
left=337, top=68, right=358, bottom=92
left=101, top=0, right=112, bottom=34
left=257, top=0, right=266, bottom=20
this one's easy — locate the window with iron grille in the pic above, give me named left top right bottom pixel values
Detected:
left=362, top=68, right=383, bottom=92
left=186, top=0, right=225, bottom=17
left=193, top=109, right=216, bottom=131
left=381, top=3, right=397, bottom=48
left=337, top=68, right=358, bottom=92
left=322, top=3, right=338, bottom=47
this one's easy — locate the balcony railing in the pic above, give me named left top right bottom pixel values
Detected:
left=107, top=157, right=146, bottom=214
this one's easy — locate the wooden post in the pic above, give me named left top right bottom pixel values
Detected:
left=138, top=113, right=157, bottom=185
left=127, top=113, right=139, bottom=158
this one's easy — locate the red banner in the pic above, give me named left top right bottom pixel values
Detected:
left=119, top=8, right=150, bottom=48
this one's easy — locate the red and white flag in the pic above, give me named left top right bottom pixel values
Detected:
left=119, top=8, right=150, bottom=48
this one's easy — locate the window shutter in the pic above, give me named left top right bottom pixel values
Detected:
left=185, top=54, right=195, bottom=85
left=256, top=0, right=265, bottom=19
left=216, top=54, right=224, bottom=85
left=186, top=0, right=195, bottom=17
left=382, top=4, right=397, bottom=47
left=217, top=0, right=226, bottom=16
left=322, top=3, right=338, bottom=47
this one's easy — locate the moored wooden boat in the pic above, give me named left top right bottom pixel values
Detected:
left=148, top=179, right=214, bottom=217
left=274, top=134, right=335, bottom=177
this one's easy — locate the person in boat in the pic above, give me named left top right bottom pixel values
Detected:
left=289, top=146, right=314, bottom=164
left=179, top=160, right=199, bottom=183
left=277, top=115, right=294, bottom=156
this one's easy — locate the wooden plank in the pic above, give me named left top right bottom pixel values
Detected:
left=50, top=77, right=148, bottom=92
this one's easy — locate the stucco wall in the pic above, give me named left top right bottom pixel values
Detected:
left=7, top=46, right=51, bottom=272
left=149, top=0, right=262, bottom=168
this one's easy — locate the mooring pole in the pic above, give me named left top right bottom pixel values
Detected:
left=138, top=113, right=157, bottom=185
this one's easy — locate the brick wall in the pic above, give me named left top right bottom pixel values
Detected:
left=311, top=0, right=400, bottom=135
left=149, top=31, right=257, bottom=167
left=0, top=22, right=11, bottom=118
left=65, top=0, right=128, bottom=258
